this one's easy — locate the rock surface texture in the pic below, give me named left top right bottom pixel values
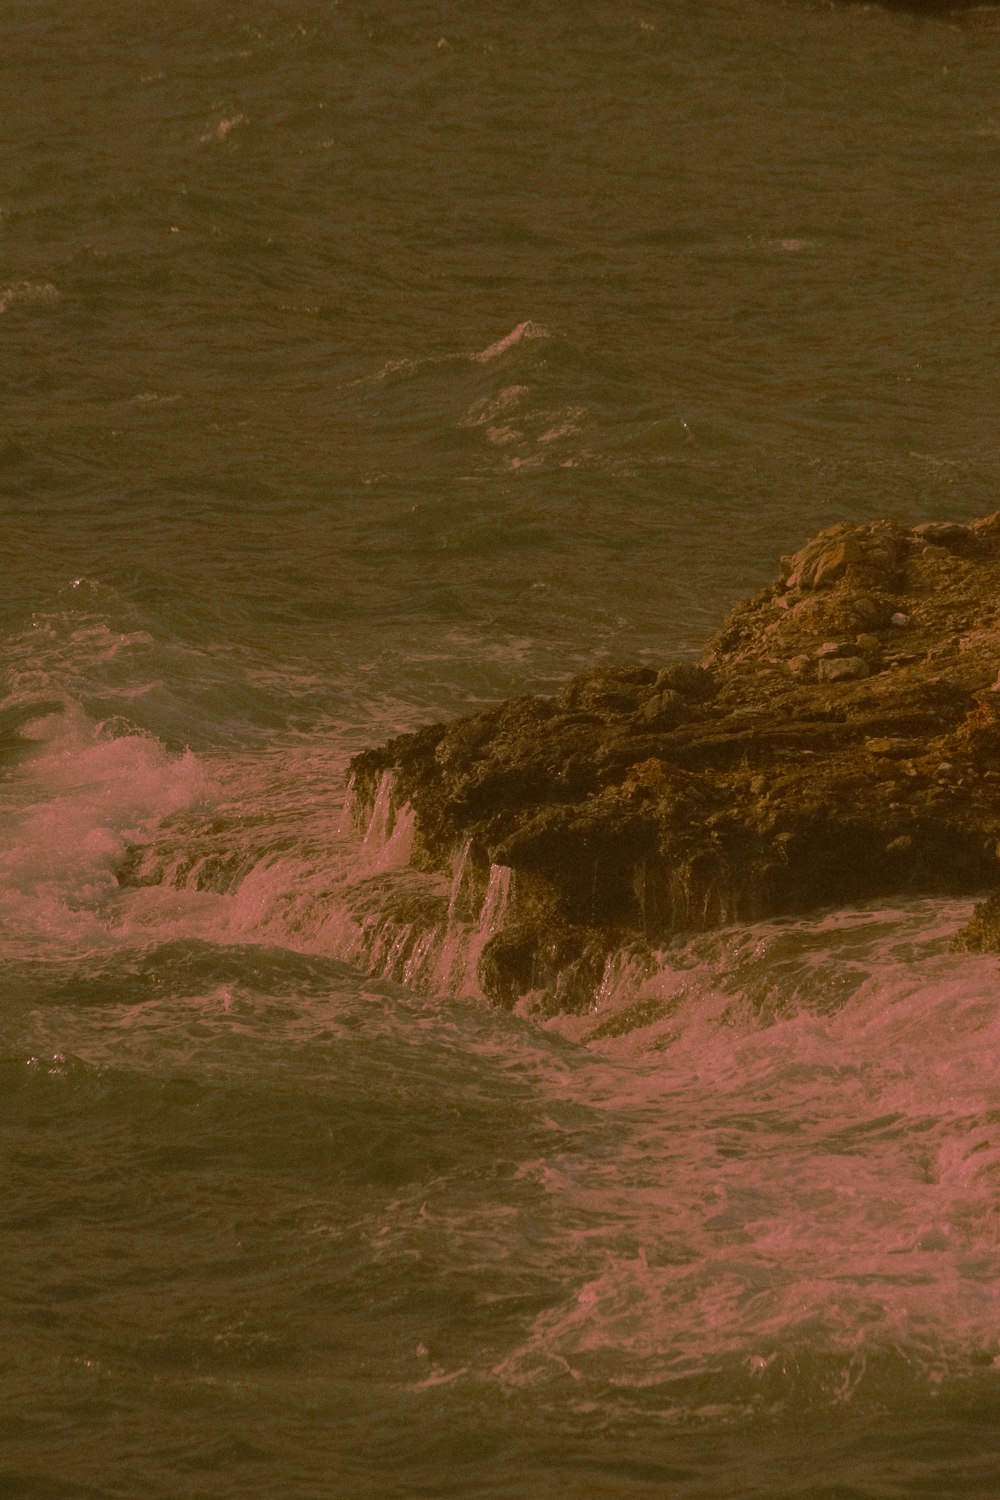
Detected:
left=348, top=516, right=1000, bottom=1010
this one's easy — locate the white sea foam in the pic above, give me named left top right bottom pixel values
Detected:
left=199, top=113, right=249, bottom=144
left=472, top=320, right=551, bottom=363
left=356, top=319, right=551, bottom=392
left=0, top=705, right=215, bottom=955
left=359, top=770, right=415, bottom=869
left=487, top=910, right=1000, bottom=1417
left=7, top=697, right=1000, bottom=1431
left=0, top=279, right=60, bottom=313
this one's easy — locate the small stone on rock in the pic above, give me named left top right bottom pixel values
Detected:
left=817, top=656, right=868, bottom=682
left=866, top=737, right=919, bottom=757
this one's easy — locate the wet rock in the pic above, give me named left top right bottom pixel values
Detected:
left=952, top=894, right=1000, bottom=953
left=348, top=511, right=1000, bottom=1012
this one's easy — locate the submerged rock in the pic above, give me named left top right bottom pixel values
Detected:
left=348, top=514, right=1000, bottom=1012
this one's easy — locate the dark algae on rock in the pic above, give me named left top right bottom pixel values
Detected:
left=348, top=515, right=1000, bottom=1011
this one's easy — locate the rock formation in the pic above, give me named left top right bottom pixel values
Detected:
left=347, top=515, right=1000, bottom=1011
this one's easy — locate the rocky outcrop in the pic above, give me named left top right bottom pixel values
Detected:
left=348, top=515, right=1000, bottom=1010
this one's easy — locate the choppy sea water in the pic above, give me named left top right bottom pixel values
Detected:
left=4, top=2, right=1000, bottom=1496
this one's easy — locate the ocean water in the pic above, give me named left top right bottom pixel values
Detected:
left=4, top=2, right=1000, bottom=1495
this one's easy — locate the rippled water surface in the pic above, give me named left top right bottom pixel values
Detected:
left=4, top=2, right=1000, bottom=1495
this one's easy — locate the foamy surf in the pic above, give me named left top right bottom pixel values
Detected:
left=0, top=704, right=216, bottom=956
left=7, top=0, right=1000, bottom=1494
left=471, top=319, right=551, bottom=362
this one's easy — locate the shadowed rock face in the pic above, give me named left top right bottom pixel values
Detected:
left=349, top=515, right=1000, bottom=1010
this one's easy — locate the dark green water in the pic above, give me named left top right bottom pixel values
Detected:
left=4, top=2, right=1000, bottom=1495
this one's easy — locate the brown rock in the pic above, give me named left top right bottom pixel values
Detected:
left=346, top=511, right=1000, bottom=1013
left=817, top=656, right=869, bottom=683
